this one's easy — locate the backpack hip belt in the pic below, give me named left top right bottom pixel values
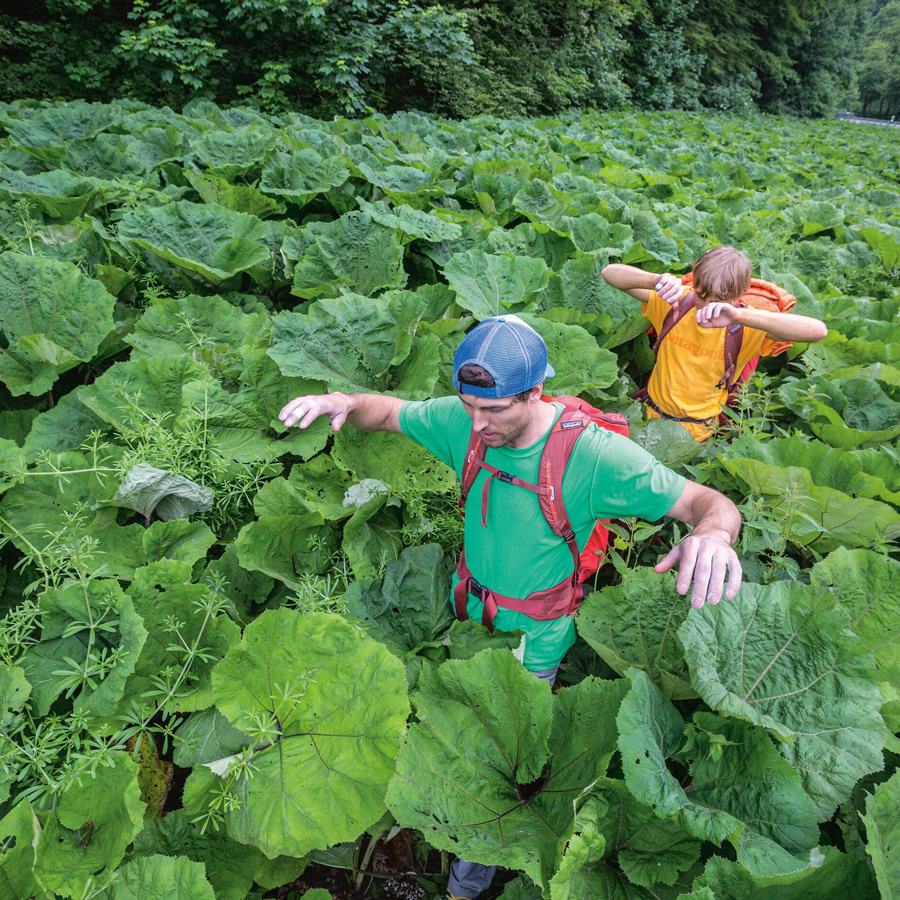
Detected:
left=633, top=388, right=716, bottom=426
left=453, top=549, right=582, bottom=634
left=454, top=396, right=628, bottom=633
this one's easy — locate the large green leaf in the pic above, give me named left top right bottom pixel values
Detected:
left=331, top=428, right=457, bottom=495
left=722, top=456, right=900, bottom=553
left=108, top=853, right=217, bottom=900
left=125, top=294, right=270, bottom=367
left=173, top=707, right=250, bottom=768
left=811, top=549, right=900, bottom=730
left=7, top=100, right=124, bottom=164
left=577, top=567, right=697, bottom=700
left=861, top=768, right=900, bottom=899
left=693, top=847, right=877, bottom=898
left=590, top=781, right=700, bottom=889
left=343, top=543, right=454, bottom=656
left=0, top=801, right=47, bottom=900
left=443, top=249, right=550, bottom=319
left=858, top=222, right=900, bottom=271
left=34, top=754, right=144, bottom=898
left=290, top=211, right=407, bottom=299
left=0, top=166, right=100, bottom=220
left=779, top=373, right=900, bottom=449
left=0, top=251, right=116, bottom=396
left=358, top=198, right=463, bottom=244
left=617, top=673, right=821, bottom=877
left=678, top=582, right=888, bottom=820
left=111, top=464, right=214, bottom=522
left=133, top=810, right=260, bottom=900
left=520, top=314, right=619, bottom=399
left=260, top=149, right=349, bottom=206
left=341, top=494, right=403, bottom=579
left=233, top=476, right=338, bottom=587
left=208, top=609, right=409, bottom=858
left=386, top=650, right=627, bottom=888
left=268, top=291, right=425, bottom=394
left=118, top=201, right=271, bottom=286
left=125, top=560, right=240, bottom=713
left=191, top=127, right=276, bottom=179
left=721, top=435, right=900, bottom=506
left=21, top=579, right=147, bottom=717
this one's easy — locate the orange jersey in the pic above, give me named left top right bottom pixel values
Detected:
left=642, top=290, right=778, bottom=441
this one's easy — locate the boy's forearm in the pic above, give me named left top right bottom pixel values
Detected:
left=601, top=264, right=659, bottom=292
left=734, top=308, right=828, bottom=343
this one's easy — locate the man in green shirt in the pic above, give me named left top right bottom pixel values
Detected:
left=280, top=314, right=742, bottom=899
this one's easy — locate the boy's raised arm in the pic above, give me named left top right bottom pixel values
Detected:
left=696, top=304, right=828, bottom=343
left=279, top=392, right=406, bottom=433
left=601, top=264, right=684, bottom=304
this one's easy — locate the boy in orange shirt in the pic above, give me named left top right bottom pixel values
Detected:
left=601, top=247, right=828, bottom=441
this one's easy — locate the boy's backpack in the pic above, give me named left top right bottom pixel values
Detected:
left=453, top=395, right=628, bottom=632
left=639, top=276, right=796, bottom=423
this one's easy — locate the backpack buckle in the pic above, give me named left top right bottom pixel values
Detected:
left=468, top=576, right=488, bottom=602
left=496, top=470, right=515, bottom=484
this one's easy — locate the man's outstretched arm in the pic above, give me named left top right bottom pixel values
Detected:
left=279, top=392, right=406, bottom=433
left=658, top=480, right=742, bottom=609
left=601, top=264, right=685, bottom=304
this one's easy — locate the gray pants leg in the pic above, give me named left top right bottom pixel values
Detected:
left=447, top=665, right=559, bottom=898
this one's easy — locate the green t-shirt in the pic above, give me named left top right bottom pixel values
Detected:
left=398, top=397, right=686, bottom=671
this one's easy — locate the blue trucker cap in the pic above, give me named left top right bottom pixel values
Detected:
left=453, top=315, right=556, bottom=398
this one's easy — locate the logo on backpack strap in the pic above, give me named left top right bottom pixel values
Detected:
left=727, top=323, right=743, bottom=333
left=560, top=420, right=584, bottom=430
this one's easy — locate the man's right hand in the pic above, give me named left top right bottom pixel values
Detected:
left=279, top=393, right=353, bottom=431
left=654, top=273, right=686, bottom=305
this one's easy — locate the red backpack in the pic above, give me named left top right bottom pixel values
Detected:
left=453, top=395, right=629, bottom=633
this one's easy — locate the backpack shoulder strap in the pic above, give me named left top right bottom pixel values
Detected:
left=458, top=428, right=486, bottom=517
left=652, top=291, right=696, bottom=353
left=719, top=301, right=747, bottom=390
left=536, top=406, right=588, bottom=576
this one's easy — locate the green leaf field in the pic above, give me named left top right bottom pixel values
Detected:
left=0, top=99, right=899, bottom=899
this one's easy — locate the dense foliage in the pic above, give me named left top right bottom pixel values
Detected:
left=0, top=100, right=899, bottom=899
left=0, top=0, right=874, bottom=118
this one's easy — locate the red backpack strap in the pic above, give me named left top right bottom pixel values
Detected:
left=536, top=408, right=589, bottom=585
left=652, top=291, right=696, bottom=354
left=718, top=301, right=747, bottom=390
left=458, top=429, right=485, bottom=517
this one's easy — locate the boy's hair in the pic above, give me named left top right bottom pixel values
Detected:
left=692, top=247, right=752, bottom=303
left=457, top=363, right=534, bottom=402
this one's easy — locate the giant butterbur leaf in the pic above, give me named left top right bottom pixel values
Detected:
left=6, top=100, right=123, bottom=164
left=108, top=854, right=217, bottom=900
left=343, top=543, right=454, bottom=656
left=358, top=198, right=463, bottom=244
left=386, top=650, right=628, bottom=888
left=21, top=579, right=148, bottom=717
left=291, top=211, right=407, bottom=299
left=0, top=166, right=101, bottom=220
left=233, top=476, right=338, bottom=587
left=208, top=609, right=409, bottom=858
left=118, top=200, right=271, bottom=285
left=124, top=560, right=240, bottom=713
left=862, top=768, right=900, bottom=899
left=520, top=314, right=619, bottom=400
left=0, top=251, right=116, bottom=395
left=34, top=754, right=144, bottom=897
left=617, top=673, right=821, bottom=877
left=693, top=847, right=877, bottom=898
left=112, top=463, right=214, bottom=522
left=191, top=127, right=276, bottom=180
left=443, top=249, right=550, bottom=319
left=133, top=810, right=260, bottom=900
left=260, top=149, right=350, bottom=206
left=677, top=582, right=888, bottom=820
left=779, top=373, right=900, bottom=449
left=811, top=549, right=900, bottom=730
left=577, top=567, right=697, bottom=699
left=268, top=291, right=425, bottom=394
left=0, top=801, right=45, bottom=900
left=722, top=457, right=900, bottom=552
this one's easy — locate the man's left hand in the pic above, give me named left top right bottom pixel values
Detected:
left=695, top=302, right=739, bottom=329
left=654, top=530, right=742, bottom=608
